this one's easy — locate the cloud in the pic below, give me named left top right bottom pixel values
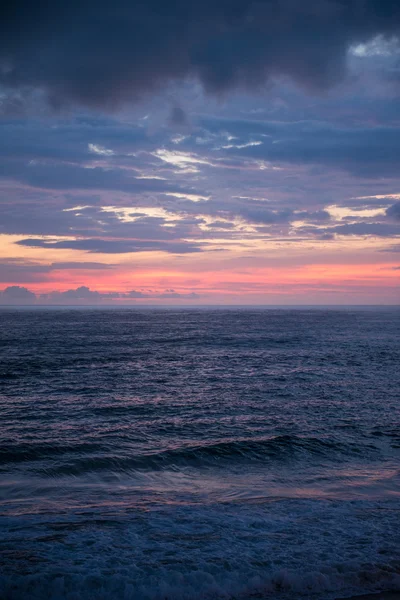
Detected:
left=302, top=222, right=400, bottom=237
left=0, top=258, right=115, bottom=283
left=0, top=161, right=195, bottom=195
left=126, top=290, right=150, bottom=298
left=0, top=285, right=201, bottom=305
left=234, top=205, right=293, bottom=225
left=207, top=221, right=236, bottom=229
left=50, top=262, right=115, bottom=270
left=296, top=210, right=331, bottom=222
left=381, top=244, right=400, bottom=252
left=1, top=1, right=400, bottom=112
left=0, top=259, right=52, bottom=283
left=48, top=285, right=101, bottom=301
left=0, top=285, right=36, bottom=304
left=169, top=106, right=188, bottom=127
left=16, top=237, right=203, bottom=254
left=166, top=196, right=332, bottom=228
left=40, top=287, right=124, bottom=303
left=40, top=286, right=126, bottom=303
left=231, top=206, right=331, bottom=225
left=386, top=201, right=400, bottom=219
left=204, top=117, right=400, bottom=177
left=159, top=291, right=200, bottom=299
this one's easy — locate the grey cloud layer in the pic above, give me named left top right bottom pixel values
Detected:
left=0, top=285, right=200, bottom=304
left=2, top=107, right=400, bottom=253
left=2, top=0, right=400, bottom=110
left=2, top=35, right=400, bottom=261
left=200, top=117, right=400, bottom=177
left=16, top=238, right=203, bottom=254
left=0, top=259, right=116, bottom=283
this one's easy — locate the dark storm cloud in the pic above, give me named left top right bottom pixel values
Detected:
left=2, top=1, right=400, bottom=111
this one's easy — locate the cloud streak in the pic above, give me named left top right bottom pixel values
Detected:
left=15, top=237, right=204, bottom=254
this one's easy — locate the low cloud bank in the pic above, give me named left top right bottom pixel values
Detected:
left=0, top=285, right=200, bottom=305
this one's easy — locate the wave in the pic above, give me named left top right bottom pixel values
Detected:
left=1, top=556, right=399, bottom=600
left=148, top=435, right=365, bottom=463
left=0, top=435, right=377, bottom=475
left=0, top=442, right=103, bottom=464
left=371, top=427, right=400, bottom=440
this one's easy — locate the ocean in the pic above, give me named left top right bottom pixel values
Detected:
left=0, top=308, right=399, bottom=600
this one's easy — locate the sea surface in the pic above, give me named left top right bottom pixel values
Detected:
left=0, top=308, right=399, bottom=600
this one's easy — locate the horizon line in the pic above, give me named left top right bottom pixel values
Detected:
left=0, top=303, right=398, bottom=310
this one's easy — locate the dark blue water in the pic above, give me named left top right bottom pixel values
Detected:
left=0, top=308, right=399, bottom=600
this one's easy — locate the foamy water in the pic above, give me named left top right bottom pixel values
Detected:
left=1, top=308, right=399, bottom=599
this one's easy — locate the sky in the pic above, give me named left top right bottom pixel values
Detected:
left=0, top=0, right=400, bottom=305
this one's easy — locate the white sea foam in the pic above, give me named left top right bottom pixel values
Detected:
left=1, top=497, right=400, bottom=600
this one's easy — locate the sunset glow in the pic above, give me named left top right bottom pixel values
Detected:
left=1, top=10, right=399, bottom=305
